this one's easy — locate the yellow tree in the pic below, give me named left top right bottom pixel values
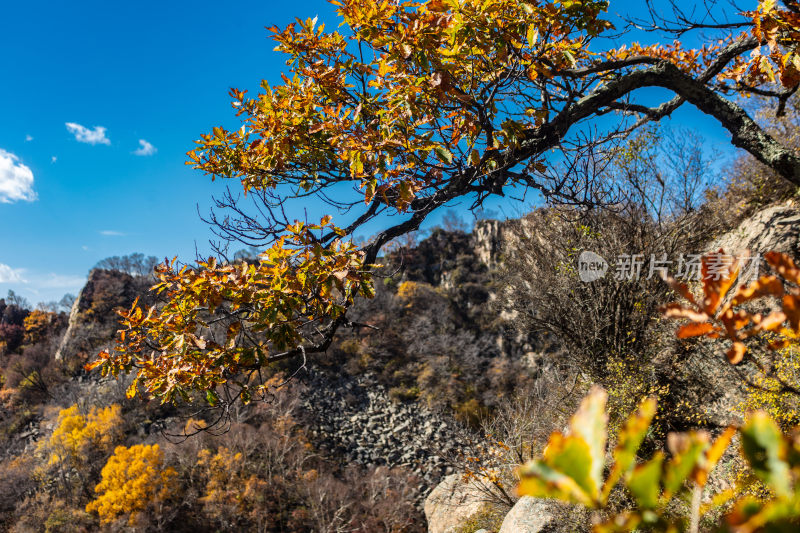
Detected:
left=86, top=444, right=178, bottom=526
left=88, top=0, right=800, bottom=408
left=22, top=310, right=56, bottom=345
left=39, top=404, right=124, bottom=497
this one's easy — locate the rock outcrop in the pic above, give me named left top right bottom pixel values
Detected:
left=678, top=201, right=800, bottom=428
left=55, top=269, right=144, bottom=361
left=472, top=219, right=505, bottom=268
left=709, top=202, right=800, bottom=259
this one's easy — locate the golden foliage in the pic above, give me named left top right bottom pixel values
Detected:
left=195, top=446, right=266, bottom=524
left=187, top=0, right=613, bottom=210
left=729, top=1, right=800, bottom=88
left=41, top=404, right=123, bottom=468
left=604, top=355, right=671, bottom=435
left=395, top=280, right=437, bottom=307
left=86, top=217, right=373, bottom=404
left=82, top=0, right=800, bottom=409
left=22, top=310, right=55, bottom=345
left=85, top=443, right=177, bottom=525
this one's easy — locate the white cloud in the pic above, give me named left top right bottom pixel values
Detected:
left=65, top=122, right=110, bottom=145
left=0, top=269, right=85, bottom=304
left=0, top=149, right=36, bottom=203
left=0, top=263, right=26, bottom=283
left=51, top=156, right=57, bottom=163
left=133, top=139, right=156, bottom=156
left=25, top=134, right=33, bottom=142
left=99, top=230, right=125, bottom=236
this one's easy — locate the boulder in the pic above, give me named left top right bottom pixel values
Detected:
left=424, top=474, right=487, bottom=533
left=498, top=496, right=557, bottom=533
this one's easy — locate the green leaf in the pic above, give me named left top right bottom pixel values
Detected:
left=603, top=396, right=657, bottom=500
left=517, top=460, right=594, bottom=506
left=728, top=497, right=800, bottom=531
left=206, top=389, right=219, bottom=406
left=434, top=145, right=454, bottom=164
left=615, top=397, right=657, bottom=472
left=545, top=434, right=598, bottom=503
left=741, top=411, right=791, bottom=498
left=626, top=452, right=663, bottom=510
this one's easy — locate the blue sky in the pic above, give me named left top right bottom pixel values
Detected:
left=0, top=0, right=342, bottom=304
left=0, top=1, right=744, bottom=305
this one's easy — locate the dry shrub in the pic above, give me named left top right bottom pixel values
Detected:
left=499, top=207, right=679, bottom=381
left=0, top=454, right=36, bottom=521
left=9, top=493, right=93, bottom=533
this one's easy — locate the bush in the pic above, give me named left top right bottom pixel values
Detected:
left=517, top=387, right=800, bottom=531
left=498, top=207, right=678, bottom=381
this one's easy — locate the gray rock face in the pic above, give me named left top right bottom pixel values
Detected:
left=472, top=219, right=505, bottom=267
left=300, top=371, right=471, bottom=508
left=424, top=474, right=488, bottom=533
left=498, top=496, right=557, bottom=533
left=709, top=203, right=800, bottom=259
left=54, top=269, right=144, bottom=361
left=54, top=287, right=83, bottom=361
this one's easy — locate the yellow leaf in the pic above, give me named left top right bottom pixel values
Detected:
left=526, top=25, right=539, bottom=46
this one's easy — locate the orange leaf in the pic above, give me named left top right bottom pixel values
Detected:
left=766, top=251, right=800, bottom=284
left=731, top=275, right=784, bottom=306
left=663, top=276, right=697, bottom=306
left=661, top=303, right=709, bottom=323
left=756, top=311, right=787, bottom=332
left=677, top=322, right=714, bottom=339
left=769, top=339, right=791, bottom=351
left=84, top=359, right=103, bottom=372
left=783, top=294, right=800, bottom=332
left=701, top=251, right=740, bottom=314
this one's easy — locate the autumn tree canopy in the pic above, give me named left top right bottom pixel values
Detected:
left=90, top=0, right=800, bottom=409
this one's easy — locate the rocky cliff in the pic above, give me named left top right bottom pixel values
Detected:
left=54, top=268, right=146, bottom=361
